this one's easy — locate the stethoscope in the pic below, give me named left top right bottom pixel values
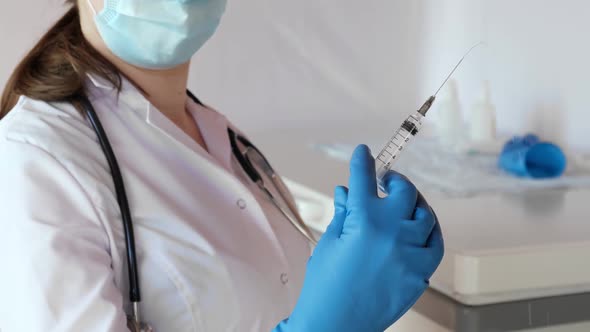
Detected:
left=79, top=91, right=317, bottom=331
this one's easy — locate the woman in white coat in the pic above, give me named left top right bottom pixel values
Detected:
left=0, top=1, right=444, bottom=331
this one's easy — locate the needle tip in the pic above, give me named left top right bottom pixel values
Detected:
left=433, top=41, right=485, bottom=96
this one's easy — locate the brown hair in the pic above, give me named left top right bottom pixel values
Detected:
left=0, top=0, right=122, bottom=119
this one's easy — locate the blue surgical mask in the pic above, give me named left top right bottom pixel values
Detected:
left=87, top=0, right=227, bottom=69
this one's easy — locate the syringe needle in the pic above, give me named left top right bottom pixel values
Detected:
left=375, top=42, right=486, bottom=191
left=433, top=42, right=484, bottom=97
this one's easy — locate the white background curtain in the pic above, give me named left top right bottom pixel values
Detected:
left=1, top=0, right=589, bottom=152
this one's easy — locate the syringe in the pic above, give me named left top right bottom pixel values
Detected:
left=375, top=43, right=483, bottom=191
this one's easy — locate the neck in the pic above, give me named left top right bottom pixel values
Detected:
left=123, top=63, right=191, bottom=121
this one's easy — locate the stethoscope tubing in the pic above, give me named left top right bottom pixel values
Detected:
left=81, top=96, right=142, bottom=304
left=81, top=91, right=316, bottom=328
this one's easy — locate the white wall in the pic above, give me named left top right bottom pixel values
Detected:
left=0, top=0, right=425, bottom=134
left=486, top=0, right=590, bottom=153
left=0, top=0, right=65, bottom=92
left=420, top=0, right=590, bottom=153
left=1, top=0, right=589, bottom=152
left=192, top=0, right=425, bottom=131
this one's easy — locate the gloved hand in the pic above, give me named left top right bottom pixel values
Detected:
left=498, top=134, right=567, bottom=178
left=274, top=145, right=444, bottom=332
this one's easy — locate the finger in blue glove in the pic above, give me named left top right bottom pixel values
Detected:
left=274, top=145, right=444, bottom=332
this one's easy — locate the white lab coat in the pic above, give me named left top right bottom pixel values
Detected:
left=0, top=75, right=310, bottom=331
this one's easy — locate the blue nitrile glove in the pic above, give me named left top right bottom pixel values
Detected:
left=498, top=134, right=567, bottom=178
left=274, top=145, right=444, bottom=332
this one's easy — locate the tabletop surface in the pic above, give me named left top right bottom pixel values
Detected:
left=251, top=126, right=590, bottom=330
left=252, top=127, right=590, bottom=254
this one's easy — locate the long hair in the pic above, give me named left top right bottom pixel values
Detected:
left=0, top=1, right=122, bottom=118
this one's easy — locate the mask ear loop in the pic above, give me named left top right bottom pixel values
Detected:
left=86, top=0, right=98, bottom=16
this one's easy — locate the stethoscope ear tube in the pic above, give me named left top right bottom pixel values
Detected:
left=228, top=128, right=262, bottom=183
left=228, top=127, right=317, bottom=245
left=79, top=96, right=142, bottom=304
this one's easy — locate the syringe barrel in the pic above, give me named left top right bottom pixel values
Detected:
left=375, top=112, right=424, bottom=192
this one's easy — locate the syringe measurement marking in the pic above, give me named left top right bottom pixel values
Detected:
left=377, top=154, right=391, bottom=163
left=377, top=131, right=411, bottom=165
left=386, top=142, right=399, bottom=151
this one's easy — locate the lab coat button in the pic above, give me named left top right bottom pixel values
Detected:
left=237, top=199, right=247, bottom=210
left=280, top=273, right=289, bottom=285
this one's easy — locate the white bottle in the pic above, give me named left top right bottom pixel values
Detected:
left=469, top=80, right=497, bottom=143
left=435, top=79, right=464, bottom=147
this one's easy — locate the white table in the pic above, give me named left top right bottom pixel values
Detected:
left=250, top=126, right=590, bottom=331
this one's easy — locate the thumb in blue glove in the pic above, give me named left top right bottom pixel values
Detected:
left=274, top=145, right=444, bottom=332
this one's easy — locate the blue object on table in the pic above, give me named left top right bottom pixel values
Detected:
left=498, top=134, right=567, bottom=178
